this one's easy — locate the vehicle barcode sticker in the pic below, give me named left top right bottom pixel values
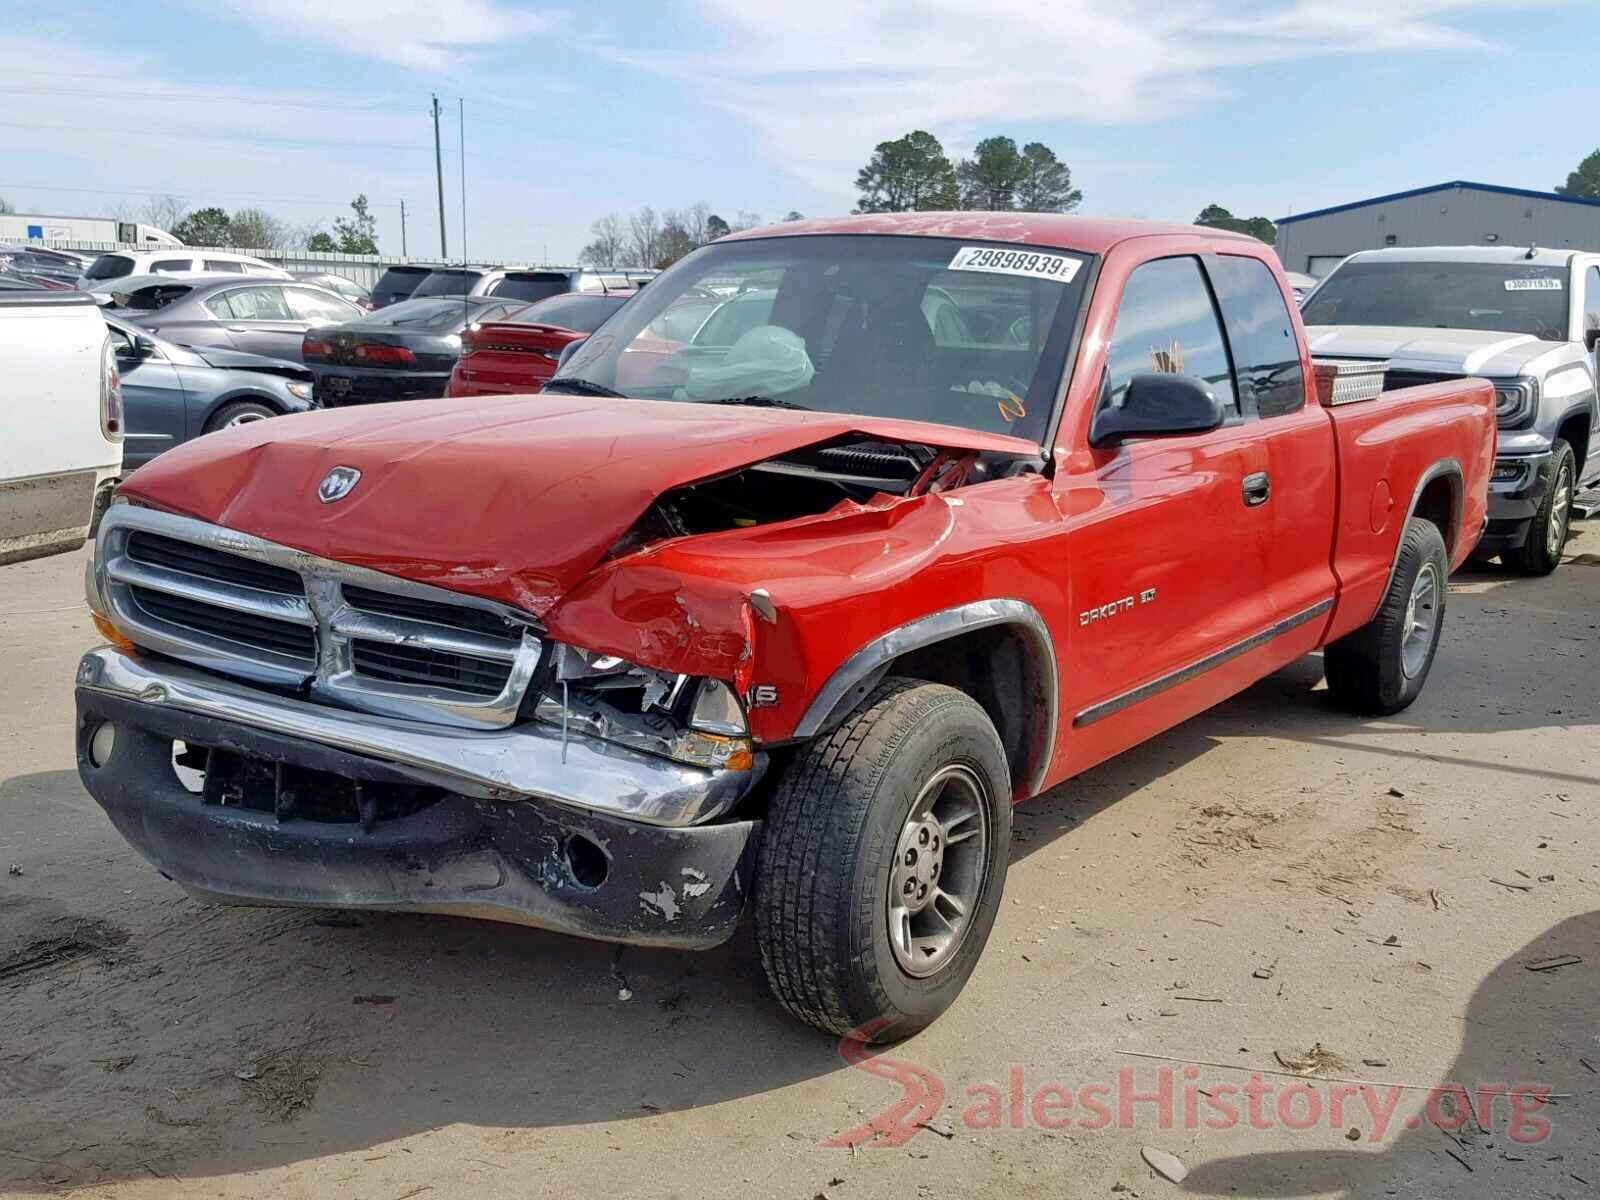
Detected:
left=1505, top=278, right=1562, bottom=291
left=948, top=246, right=1082, bottom=283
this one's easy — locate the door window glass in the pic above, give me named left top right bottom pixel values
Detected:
left=1102, top=257, right=1237, bottom=416
left=204, top=259, right=246, bottom=273
left=1586, top=266, right=1600, bottom=338
left=151, top=259, right=192, bottom=273
left=221, top=286, right=292, bottom=320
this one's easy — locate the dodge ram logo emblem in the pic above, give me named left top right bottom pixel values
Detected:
left=317, top=466, right=361, bottom=503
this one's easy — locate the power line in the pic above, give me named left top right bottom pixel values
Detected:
left=0, top=84, right=398, bottom=113
left=0, top=181, right=402, bottom=209
left=0, top=117, right=432, bottom=154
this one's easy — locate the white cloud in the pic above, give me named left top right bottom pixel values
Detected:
left=215, top=0, right=556, bottom=70
left=629, top=0, right=1561, bottom=197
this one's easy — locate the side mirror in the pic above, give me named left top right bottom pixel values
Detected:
left=1090, top=373, right=1226, bottom=447
left=1585, top=326, right=1599, bottom=352
left=555, top=338, right=586, bottom=371
left=113, top=335, right=152, bottom=361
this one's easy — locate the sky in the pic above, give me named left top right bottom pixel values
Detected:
left=1, top=0, right=1596, bottom=264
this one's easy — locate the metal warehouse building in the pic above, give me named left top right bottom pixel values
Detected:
left=1275, top=180, right=1600, bottom=278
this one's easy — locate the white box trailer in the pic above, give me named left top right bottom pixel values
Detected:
left=0, top=212, right=182, bottom=247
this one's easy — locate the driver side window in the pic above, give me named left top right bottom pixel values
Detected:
left=1102, top=257, right=1238, bottom=417
left=1586, top=266, right=1600, bottom=337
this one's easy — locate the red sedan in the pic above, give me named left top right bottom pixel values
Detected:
left=447, top=291, right=635, bottom=397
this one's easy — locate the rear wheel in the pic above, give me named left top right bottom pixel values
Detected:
left=1504, top=438, right=1575, bottom=576
left=754, top=678, right=1011, bottom=1041
left=1325, top=517, right=1448, bottom=716
left=204, top=400, right=277, bottom=434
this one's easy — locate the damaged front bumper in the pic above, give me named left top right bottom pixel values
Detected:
left=74, top=647, right=762, bottom=948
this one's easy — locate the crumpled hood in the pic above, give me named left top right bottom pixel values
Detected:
left=189, top=345, right=313, bottom=381
left=1304, top=324, right=1564, bottom=378
left=118, top=393, right=1037, bottom=616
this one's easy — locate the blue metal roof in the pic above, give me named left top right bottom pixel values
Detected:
left=1276, top=180, right=1600, bottom=225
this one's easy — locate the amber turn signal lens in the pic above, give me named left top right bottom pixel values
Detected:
left=92, top=612, right=138, bottom=655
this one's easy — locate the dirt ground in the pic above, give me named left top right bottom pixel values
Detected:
left=2, top=529, right=1596, bottom=1200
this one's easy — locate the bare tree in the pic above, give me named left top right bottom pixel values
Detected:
left=0, top=195, right=13, bottom=215
left=141, top=194, right=186, bottom=234
left=657, top=211, right=697, bottom=266
left=579, top=213, right=627, bottom=266
left=730, top=210, right=762, bottom=232
left=627, top=206, right=661, bottom=268
left=680, top=201, right=712, bottom=247
left=228, top=208, right=292, bottom=249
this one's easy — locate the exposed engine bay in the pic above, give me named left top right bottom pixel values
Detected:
left=623, top=436, right=1044, bottom=542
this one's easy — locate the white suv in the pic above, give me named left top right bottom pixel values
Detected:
left=80, top=250, right=289, bottom=288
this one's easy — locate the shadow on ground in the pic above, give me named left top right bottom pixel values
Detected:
left=1178, top=911, right=1599, bottom=1197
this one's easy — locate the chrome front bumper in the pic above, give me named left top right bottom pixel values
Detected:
left=76, top=647, right=761, bottom=827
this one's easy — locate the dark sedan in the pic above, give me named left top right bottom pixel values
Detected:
left=301, top=295, right=526, bottom=406
left=102, top=315, right=319, bottom=470
left=109, top=276, right=364, bottom=362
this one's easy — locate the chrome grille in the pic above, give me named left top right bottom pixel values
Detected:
left=96, top=506, right=542, bottom=730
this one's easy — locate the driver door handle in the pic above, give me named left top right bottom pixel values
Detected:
left=1243, top=471, right=1271, bottom=507
left=226, top=325, right=247, bottom=333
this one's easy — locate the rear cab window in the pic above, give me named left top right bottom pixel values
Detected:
left=1100, top=256, right=1238, bottom=420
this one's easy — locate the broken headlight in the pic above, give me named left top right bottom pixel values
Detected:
left=534, top=645, right=753, bottom=770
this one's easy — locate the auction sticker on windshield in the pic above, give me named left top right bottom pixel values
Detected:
left=948, top=245, right=1082, bottom=283
left=1505, top=278, right=1563, bottom=291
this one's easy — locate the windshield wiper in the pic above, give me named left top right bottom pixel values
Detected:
left=704, top=394, right=813, bottom=411
left=542, top=376, right=627, bottom=398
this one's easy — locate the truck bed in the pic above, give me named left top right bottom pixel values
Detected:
left=1323, top=377, right=1497, bottom=644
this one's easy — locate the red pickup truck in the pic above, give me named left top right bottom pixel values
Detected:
left=76, top=214, right=1494, bottom=1039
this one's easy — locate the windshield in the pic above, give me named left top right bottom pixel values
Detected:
left=552, top=234, right=1090, bottom=442
left=1301, top=260, right=1571, bottom=340
left=509, top=293, right=626, bottom=332
left=411, top=269, right=486, bottom=299
left=358, top=297, right=485, bottom=329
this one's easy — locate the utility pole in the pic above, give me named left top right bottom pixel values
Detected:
left=431, top=94, right=448, bottom=257
left=399, top=199, right=408, bottom=256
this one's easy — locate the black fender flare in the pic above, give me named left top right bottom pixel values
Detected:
left=792, top=598, right=1059, bottom=797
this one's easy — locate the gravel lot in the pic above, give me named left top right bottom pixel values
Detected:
left=2, top=530, right=1596, bottom=1200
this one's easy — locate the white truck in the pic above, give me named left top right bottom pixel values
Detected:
left=0, top=291, right=124, bottom=565
left=1302, top=245, right=1600, bottom=575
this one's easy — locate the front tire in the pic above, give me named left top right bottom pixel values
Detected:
left=754, top=678, right=1011, bottom=1041
left=1504, top=438, right=1575, bottom=576
left=1325, top=517, right=1448, bottom=716
left=204, top=399, right=277, bottom=434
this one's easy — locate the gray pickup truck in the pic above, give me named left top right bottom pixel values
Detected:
left=1303, top=245, right=1599, bottom=575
